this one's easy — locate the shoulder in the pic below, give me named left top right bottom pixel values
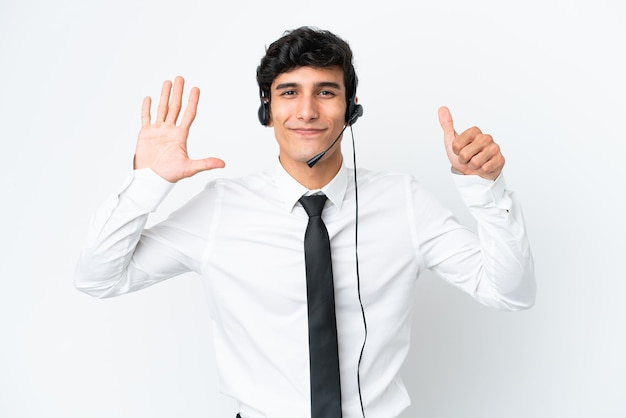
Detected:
left=353, top=167, right=424, bottom=192
left=189, top=171, right=280, bottom=212
left=202, top=171, right=273, bottom=194
left=351, top=167, right=441, bottom=210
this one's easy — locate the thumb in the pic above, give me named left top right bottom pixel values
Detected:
left=438, top=106, right=457, bottom=145
left=184, top=157, right=226, bottom=178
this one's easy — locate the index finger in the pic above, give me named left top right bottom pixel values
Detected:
left=141, top=96, right=152, bottom=127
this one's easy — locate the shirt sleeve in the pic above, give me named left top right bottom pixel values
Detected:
left=416, top=172, right=536, bottom=311
left=74, top=168, right=190, bottom=298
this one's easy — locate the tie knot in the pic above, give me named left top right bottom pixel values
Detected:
left=299, top=194, right=327, bottom=218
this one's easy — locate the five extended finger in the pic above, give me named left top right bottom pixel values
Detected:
left=156, top=79, right=172, bottom=122
left=180, top=87, right=200, bottom=129
left=166, top=76, right=185, bottom=124
left=141, top=96, right=152, bottom=127
left=185, top=157, right=226, bottom=178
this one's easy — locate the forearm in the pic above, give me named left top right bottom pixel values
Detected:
left=453, top=173, right=536, bottom=310
left=74, top=169, right=174, bottom=298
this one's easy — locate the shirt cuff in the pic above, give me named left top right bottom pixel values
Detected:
left=451, top=171, right=513, bottom=212
left=118, top=168, right=175, bottom=212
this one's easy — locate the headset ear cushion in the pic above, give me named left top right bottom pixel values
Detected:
left=258, top=101, right=269, bottom=126
left=346, top=102, right=363, bottom=126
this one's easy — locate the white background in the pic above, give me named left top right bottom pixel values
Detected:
left=1, top=0, right=624, bottom=417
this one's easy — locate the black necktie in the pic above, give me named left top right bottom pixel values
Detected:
left=299, top=194, right=342, bottom=418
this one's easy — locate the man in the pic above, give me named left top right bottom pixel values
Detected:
left=75, top=26, right=535, bottom=418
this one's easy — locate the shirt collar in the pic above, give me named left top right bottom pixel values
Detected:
left=274, top=158, right=348, bottom=213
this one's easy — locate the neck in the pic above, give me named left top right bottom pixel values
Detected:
left=280, top=155, right=343, bottom=190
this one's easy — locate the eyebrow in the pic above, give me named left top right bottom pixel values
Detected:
left=274, top=81, right=342, bottom=90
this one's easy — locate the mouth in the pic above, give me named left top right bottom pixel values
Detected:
left=289, top=127, right=327, bottom=137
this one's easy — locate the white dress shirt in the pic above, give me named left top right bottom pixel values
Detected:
left=75, top=161, right=535, bottom=418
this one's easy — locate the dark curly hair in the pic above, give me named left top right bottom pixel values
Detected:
left=256, top=26, right=358, bottom=107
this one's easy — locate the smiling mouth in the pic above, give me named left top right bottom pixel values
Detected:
left=290, top=127, right=326, bottom=136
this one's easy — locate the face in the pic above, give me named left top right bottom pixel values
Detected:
left=268, top=66, right=347, bottom=173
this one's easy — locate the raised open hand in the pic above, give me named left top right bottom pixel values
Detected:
left=437, top=106, right=504, bottom=180
left=134, top=76, right=225, bottom=183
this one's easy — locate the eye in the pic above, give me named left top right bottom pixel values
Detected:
left=319, top=90, right=336, bottom=97
left=280, top=90, right=297, bottom=96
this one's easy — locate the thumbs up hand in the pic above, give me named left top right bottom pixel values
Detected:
left=438, top=106, right=505, bottom=181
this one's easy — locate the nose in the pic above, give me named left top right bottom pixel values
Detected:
left=296, top=94, right=318, bottom=121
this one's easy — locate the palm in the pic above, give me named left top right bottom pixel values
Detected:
left=136, top=122, right=194, bottom=181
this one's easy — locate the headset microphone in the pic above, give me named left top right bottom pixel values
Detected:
left=306, top=103, right=363, bottom=168
left=306, top=124, right=348, bottom=168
